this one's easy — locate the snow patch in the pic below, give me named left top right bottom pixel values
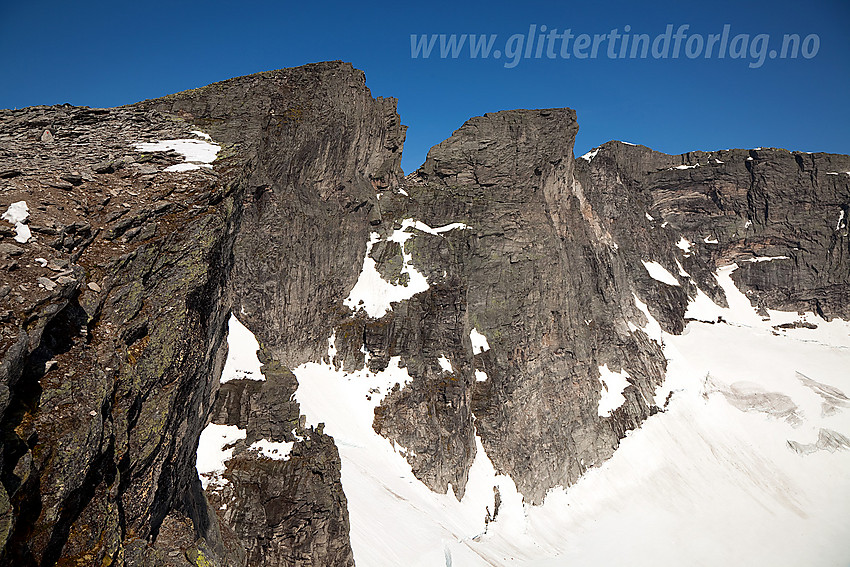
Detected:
left=470, top=328, right=490, bottom=354
left=2, top=201, right=29, bottom=224
left=837, top=210, right=846, bottom=231
left=12, top=224, right=31, bottom=244
left=327, top=331, right=337, bottom=365
left=641, top=260, right=680, bottom=287
left=407, top=219, right=470, bottom=235
left=133, top=138, right=220, bottom=172
left=196, top=423, right=246, bottom=489
left=742, top=256, right=790, bottom=263
left=712, top=264, right=766, bottom=327
left=2, top=201, right=32, bottom=243
left=247, top=439, right=295, bottom=461
left=597, top=364, right=631, bottom=417
left=220, top=315, right=265, bottom=383
left=703, top=235, right=719, bottom=244
left=684, top=287, right=725, bottom=322
left=632, top=293, right=663, bottom=343
left=580, top=148, right=600, bottom=162
left=166, top=162, right=208, bottom=173
left=675, top=236, right=693, bottom=253
left=475, top=370, right=488, bottom=382
left=344, top=231, right=430, bottom=319
left=345, top=219, right=468, bottom=319
left=438, top=355, right=454, bottom=373
left=686, top=263, right=847, bottom=338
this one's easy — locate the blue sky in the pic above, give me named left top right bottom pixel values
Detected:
left=1, top=0, right=848, bottom=173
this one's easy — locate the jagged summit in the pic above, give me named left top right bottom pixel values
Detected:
left=0, top=62, right=848, bottom=566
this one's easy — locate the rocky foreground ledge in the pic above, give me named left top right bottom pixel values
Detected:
left=0, top=61, right=847, bottom=566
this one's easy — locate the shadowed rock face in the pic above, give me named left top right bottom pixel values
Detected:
left=575, top=142, right=850, bottom=319
left=0, top=61, right=847, bottom=565
left=0, top=61, right=401, bottom=567
left=334, top=109, right=666, bottom=503
left=0, top=100, right=245, bottom=567
left=138, top=63, right=406, bottom=369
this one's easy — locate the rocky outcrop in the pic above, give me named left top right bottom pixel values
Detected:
left=0, top=62, right=403, bottom=566
left=576, top=142, right=850, bottom=318
left=205, top=359, right=353, bottom=567
left=326, top=114, right=848, bottom=505
left=332, top=110, right=668, bottom=503
left=0, top=102, right=246, bottom=566
left=0, top=61, right=847, bottom=566
left=205, top=428, right=351, bottom=567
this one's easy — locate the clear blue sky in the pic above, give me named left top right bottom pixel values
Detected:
left=2, top=0, right=848, bottom=173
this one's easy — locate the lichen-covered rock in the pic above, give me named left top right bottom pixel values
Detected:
left=0, top=61, right=401, bottom=566
left=340, top=110, right=667, bottom=503
left=0, top=100, right=244, bottom=566
left=0, top=61, right=847, bottom=567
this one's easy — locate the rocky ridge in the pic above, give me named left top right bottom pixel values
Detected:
left=0, top=62, right=847, bottom=565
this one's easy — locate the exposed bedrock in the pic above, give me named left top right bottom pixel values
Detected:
left=0, top=61, right=846, bottom=566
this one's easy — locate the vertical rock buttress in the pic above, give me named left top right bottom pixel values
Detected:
left=0, top=62, right=405, bottom=566
left=1, top=62, right=847, bottom=566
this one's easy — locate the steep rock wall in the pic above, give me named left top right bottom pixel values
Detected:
left=0, top=61, right=404, bottom=567
left=0, top=62, right=847, bottom=566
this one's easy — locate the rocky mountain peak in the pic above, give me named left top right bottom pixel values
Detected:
left=0, top=62, right=847, bottom=566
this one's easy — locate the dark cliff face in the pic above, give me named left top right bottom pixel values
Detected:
left=0, top=62, right=848, bottom=566
left=138, top=63, right=406, bottom=367
left=0, top=101, right=246, bottom=566
left=0, top=61, right=404, bottom=567
left=330, top=109, right=665, bottom=503
left=577, top=142, right=850, bottom=320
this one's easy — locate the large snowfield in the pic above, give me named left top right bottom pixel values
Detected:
left=202, top=260, right=850, bottom=566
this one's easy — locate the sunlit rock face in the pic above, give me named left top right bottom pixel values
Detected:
left=0, top=61, right=847, bottom=566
